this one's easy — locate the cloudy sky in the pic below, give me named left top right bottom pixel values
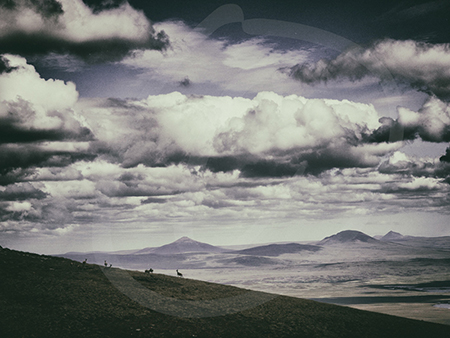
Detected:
left=1, top=0, right=450, bottom=254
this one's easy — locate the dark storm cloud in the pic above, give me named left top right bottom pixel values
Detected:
left=200, top=147, right=371, bottom=178
left=141, top=197, right=167, bottom=204
left=204, top=156, right=241, bottom=173
left=0, top=183, right=47, bottom=201
left=0, top=31, right=169, bottom=64
left=0, top=144, right=96, bottom=184
left=81, top=0, right=126, bottom=13
left=0, top=117, right=94, bottom=144
left=0, top=168, right=32, bottom=186
left=440, top=147, right=450, bottom=163
left=29, top=0, right=64, bottom=17
left=0, top=0, right=170, bottom=63
left=288, top=39, right=450, bottom=101
left=240, top=161, right=300, bottom=178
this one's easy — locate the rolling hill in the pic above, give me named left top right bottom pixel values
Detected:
left=2, top=246, right=450, bottom=337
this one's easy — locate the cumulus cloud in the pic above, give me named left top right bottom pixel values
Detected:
left=1, top=52, right=448, bottom=237
left=0, top=197, right=74, bottom=226
left=365, top=96, right=450, bottom=144
left=378, top=150, right=450, bottom=183
left=0, top=54, right=95, bottom=182
left=397, top=96, right=450, bottom=142
left=289, top=39, right=450, bottom=100
left=75, top=91, right=404, bottom=177
left=0, top=0, right=169, bottom=62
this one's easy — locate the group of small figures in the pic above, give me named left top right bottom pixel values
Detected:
left=81, top=259, right=183, bottom=277
left=144, top=268, right=183, bottom=277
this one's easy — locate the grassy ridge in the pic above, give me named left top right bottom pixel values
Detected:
left=1, top=247, right=450, bottom=338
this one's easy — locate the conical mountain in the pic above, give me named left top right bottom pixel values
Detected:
left=318, top=230, right=379, bottom=245
left=380, top=231, right=405, bottom=241
left=136, top=237, right=226, bottom=255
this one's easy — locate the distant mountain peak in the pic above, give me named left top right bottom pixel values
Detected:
left=381, top=231, right=405, bottom=241
left=151, top=236, right=225, bottom=254
left=174, top=236, right=195, bottom=243
left=318, top=230, right=378, bottom=245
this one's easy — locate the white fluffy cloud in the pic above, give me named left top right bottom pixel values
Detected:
left=0, top=0, right=169, bottom=62
left=99, top=91, right=382, bottom=156
left=0, top=54, right=87, bottom=134
left=0, top=54, right=94, bottom=188
left=0, top=0, right=151, bottom=42
left=74, top=90, right=403, bottom=177
left=398, top=96, right=450, bottom=142
left=0, top=54, right=77, bottom=110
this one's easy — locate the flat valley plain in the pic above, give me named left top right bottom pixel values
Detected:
left=60, top=231, right=450, bottom=326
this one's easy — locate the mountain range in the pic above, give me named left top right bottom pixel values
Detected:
left=56, top=230, right=450, bottom=270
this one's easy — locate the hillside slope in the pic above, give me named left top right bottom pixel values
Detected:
left=1, top=246, right=449, bottom=338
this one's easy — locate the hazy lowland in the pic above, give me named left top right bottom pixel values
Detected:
left=2, top=242, right=450, bottom=338
left=57, top=230, right=450, bottom=327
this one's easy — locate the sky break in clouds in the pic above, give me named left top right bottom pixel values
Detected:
left=0, top=0, right=450, bottom=253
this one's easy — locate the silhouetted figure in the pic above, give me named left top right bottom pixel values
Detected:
left=104, top=260, right=108, bottom=268
left=176, top=269, right=183, bottom=277
left=82, top=259, right=87, bottom=268
left=145, top=268, right=154, bottom=274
